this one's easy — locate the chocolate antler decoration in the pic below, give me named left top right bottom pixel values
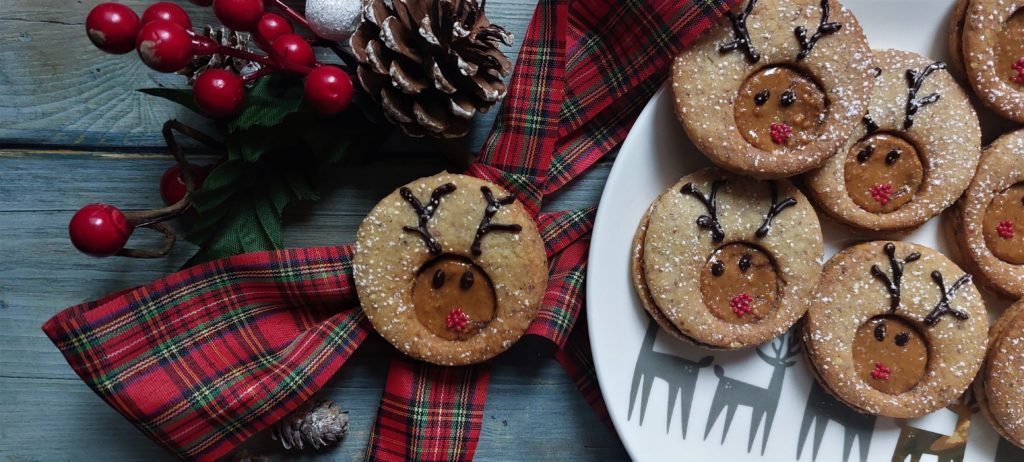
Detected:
left=903, top=62, right=946, bottom=129
left=401, top=183, right=457, bottom=255
left=471, top=187, right=522, bottom=256
left=870, top=243, right=921, bottom=312
left=794, top=0, right=841, bottom=60
left=718, top=0, right=760, bottom=63
left=680, top=180, right=726, bottom=243
left=755, top=182, right=797, bottom=238
left=924, top=271, right=971, bottom=326
left=862, top=114, right=879, bottom=133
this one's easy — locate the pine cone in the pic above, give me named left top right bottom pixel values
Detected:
left=350, top=0, right=513, bottom=138
left=180, top=26, right=262, bottom=85
left=271, top=400, right=349, bottom=451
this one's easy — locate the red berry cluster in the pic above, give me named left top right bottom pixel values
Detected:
left=869, top=182, right=893, bottom=205
left=769, top=122, right=792, bottom=145
left=729, top=293, right=754, bottom=317
left=871, top=362, right=891, bottom=381
left=86, top=1, right=354, bottom=118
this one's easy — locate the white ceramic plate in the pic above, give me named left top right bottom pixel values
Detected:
left=586, top=1, right=1023, bottom=461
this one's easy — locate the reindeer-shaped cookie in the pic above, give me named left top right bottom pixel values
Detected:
left=631, top=167, right=822, bottom=349
left=806, top=49, right=981, bottom=231
left=976, top=298, right=1024, bottom=449
left=957, top=129, right=1024, bottom=298
left=804, top=241, right=987, bottom=418
left=354, top=173, right=546, bottom=366
left=672, top=0, right=874, bottom=179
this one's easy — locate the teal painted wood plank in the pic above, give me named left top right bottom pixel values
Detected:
left=0, top=0, right=535, bottom=152
left=0, top=149, right=621, bottom=460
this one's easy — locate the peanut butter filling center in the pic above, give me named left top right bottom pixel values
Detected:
left=734, top=66, right=827, bottom=152
left=412, top=256, right=496, bottom=340
left=699, top=243, right=779, bottom=324
left=844, top=133, right=924, bottom=213
left=983, top=183, right=1024, bottom=265
left=853, top=315, right=928, bottom=395
left=997, top=10, right=1024, bottom=88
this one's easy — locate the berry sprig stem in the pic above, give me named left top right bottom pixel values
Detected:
left=69, top=121, right=219, bottom=258
left=266, top=0, right=311, bottom=31
left=192, top=34, right=314, bottom=74
left=86, top=2, right=356, bottom=118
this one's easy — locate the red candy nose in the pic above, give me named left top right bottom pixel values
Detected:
left=730, top=293, right=753, bottom=317
left=1014, top=58, right=1024, bottom=83
left=446, top=308, right=469, bottom=332
left=769, top=122, right=792, bottom=145
left=998, top=220, right=1015, bottom=240
left=871, top=362, right=891, bottom=380
left=869, top=183, right=893, bottom=205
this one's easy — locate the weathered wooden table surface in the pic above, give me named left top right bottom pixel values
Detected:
left=0, top=0, right=627, bottom=460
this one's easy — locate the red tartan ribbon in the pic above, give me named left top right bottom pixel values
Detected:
left=43, top=0, right=734, bottom=460
left=367, top=0, right=734, bottom=458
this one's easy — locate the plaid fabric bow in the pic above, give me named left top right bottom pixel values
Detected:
left=42, top=0, right=733, bottom=460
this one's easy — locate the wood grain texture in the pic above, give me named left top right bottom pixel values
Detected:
left=0, top=0, right=627, bottom=458
left=0, top=150, right=621, bottom=460
left=0, top=0, right=534, bottom=153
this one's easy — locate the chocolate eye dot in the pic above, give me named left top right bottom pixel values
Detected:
left=460, top=270, right=474, bottom=289
left=711, top=261, right=726, bottom=276
left=873, top=67, right=882, bottom=77
left=780, top=89, right=796, bottom=106
left=754, top=89, right=770, bottom=106
left=432, top=269, right=445, bottom=289
left=857, top=145, right=874, bottom=163
left=885, top=149, right=901, bottom=165
left=738, top=253, right=752, bottom=272
left=874, top=321, right=886, bottom=341
left=895, top=331, right=910, bottom=347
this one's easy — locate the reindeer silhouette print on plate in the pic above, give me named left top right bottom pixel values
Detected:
left=354, top=173, right=547, bottom=366
left=804, top=241, right=988, bottom=418
left=632, top=167, right=823, bottom=349
left=891, top=392, right=978, bottom=462
left=806, top=49, right=980, bottom=231
left=704, top=330, right=800, bottom=455
left=957, top=129, right=1024, bottom=298
left=797, top=380, right=876, bottom=462
left=671, top=0, right=874, bottom=178
left=628, top=320, right=713, bottom=439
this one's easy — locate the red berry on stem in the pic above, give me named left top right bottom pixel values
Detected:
left=194, top=69, right=245, bottom=118
left=213, top=0, right=265, bottom=31
left=304, top=66, right=354, bottom=114
left=272, top=34, right=316, bottom=69
left=136, top=20, right=195, bottom=73
left=141, top=2, right=193, bottom=30
left=86, top=3, right=141, bottom=55
left=69, top=204, right=133, bottom=257
left=160, top=163, right=208, bottom=205
left=255, top=12, right=293, bottom=44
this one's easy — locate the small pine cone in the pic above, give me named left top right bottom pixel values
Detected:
left=180, top=25, right=262, bottom=85
left=271, top=400, right=349, bottom=451
left=350, top=0, right=513, bottom=138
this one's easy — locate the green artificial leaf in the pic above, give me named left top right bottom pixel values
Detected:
left=227, top=123, right=302, bottom=162
left=183, top=153, right=318, bottom=266
left=138, top=88, right=202, bottom=115
left=227, top=75, right=305, bottom=133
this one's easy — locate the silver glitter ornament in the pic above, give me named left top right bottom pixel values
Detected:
left=305, top=0, right=363, bottom=41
